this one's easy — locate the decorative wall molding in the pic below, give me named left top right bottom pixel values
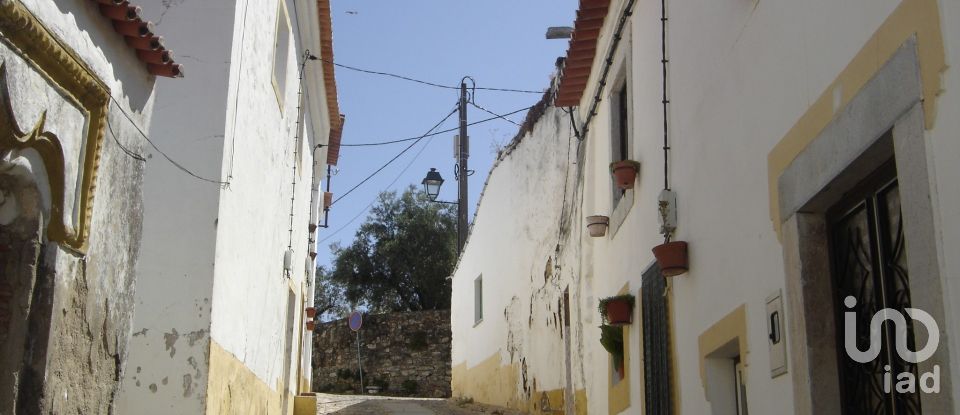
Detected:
left=0, top=0, right=110, bottom=252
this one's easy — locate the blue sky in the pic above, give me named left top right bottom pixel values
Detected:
left=316, top=1, right=577, bottom=269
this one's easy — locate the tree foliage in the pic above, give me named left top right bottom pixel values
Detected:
left=313, top=266, right=348, bottom=321
left=326, top=186, right=456, bottom=312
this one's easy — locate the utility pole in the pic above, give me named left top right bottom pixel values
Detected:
left=456, top=82, right=469, bottom=253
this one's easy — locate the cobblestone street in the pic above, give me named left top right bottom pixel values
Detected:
left=314, top=394, right=523, bottom=415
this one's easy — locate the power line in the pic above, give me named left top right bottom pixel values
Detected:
left=317, top=128, right=439, bottom=246
left=105, top=113, right=147, bottom=162
left=329, top=105, right=458, bottom=207
left=469, top=101, right=521, bottom=127
left=108, top=97, right=229, bottom=186
left=318, top=57, right=544, bottom=94
left=339, top=105, right=534, bottom=147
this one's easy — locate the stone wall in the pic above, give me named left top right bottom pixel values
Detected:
left=313, top=310, right=451, bottom=398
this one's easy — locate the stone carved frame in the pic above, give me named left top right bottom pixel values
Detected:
left=777, top=40, right=953, bottom=414
left=0, top=0, right=109, bottom=253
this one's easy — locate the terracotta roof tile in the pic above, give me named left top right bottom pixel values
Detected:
left=555, top=0, right=611, bottom=107
left=92, top=0, right=183, bottom=78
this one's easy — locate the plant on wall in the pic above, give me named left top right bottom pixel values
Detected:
left=598, top=294, right=635, bottom=325
left=600, top=324, right=625, bottom=373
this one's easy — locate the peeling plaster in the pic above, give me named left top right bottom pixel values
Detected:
left=163, top=328, right=179, bottom=357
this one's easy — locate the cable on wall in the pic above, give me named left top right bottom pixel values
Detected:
left=566, top=0, right=638, bottom=140
left=660, top=0, right=671, bottom=191
left=107, top=97, right=228, bottom=186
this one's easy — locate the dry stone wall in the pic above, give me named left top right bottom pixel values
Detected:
left=313, top=310, right=451, bottom=398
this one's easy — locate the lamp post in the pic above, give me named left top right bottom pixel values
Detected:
left=422, top=81, right=470, bottom=254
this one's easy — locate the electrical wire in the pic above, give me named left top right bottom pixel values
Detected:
left=317, top=57, right=544, bottom=94
left=317, top=125, right=442, bottom=245
left=108, top=97, right=229, bottom=186
left=568, top=0, right=638, bottom=140
left=105, top=113, right=147, bottom=162
left=338, top=105, right=534, bottom=147
left=469, top=101, right=521, bottom=127
left=329, top=105, right=458, bottom=207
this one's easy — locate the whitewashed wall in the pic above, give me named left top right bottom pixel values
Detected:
left=115, top=0, right=237, bottom=412
left=454, top=0, right=960, bottom=413
left=208, top=0, right=321, bottom=394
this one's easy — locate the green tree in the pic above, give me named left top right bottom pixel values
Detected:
left=328, top=186, right=456, bottom=312
left=313, top=266, right=348, bottom=321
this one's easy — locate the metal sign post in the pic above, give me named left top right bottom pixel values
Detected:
left=349, top=311, right=363, bottom=393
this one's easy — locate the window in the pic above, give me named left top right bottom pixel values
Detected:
left=474, top=275, right=483, bottom=325
left=610, top=81, right=630, bottom=203
left=272, top=0, right=291, bottom=109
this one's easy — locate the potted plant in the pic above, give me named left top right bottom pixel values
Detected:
left=586, top=215, right=609, bottom=237
left=652, top=240, right=688, bottom=276
left=609, top=160, right=641, bottom=190
left=598, top=294, right=635, bottom=325
left=305, top=320, right=316, bottom=331
left=305, top=307, right=317, bottom=318
left=599, top=324, right=625, bottom=375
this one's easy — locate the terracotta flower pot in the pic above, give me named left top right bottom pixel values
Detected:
left=586, top=215, right=609, bottom=237
left=610, top=160, right=640, bottom=190
left=309, top=223, right=318, bottom=233
left=603, top=299, right=633, bottom=325
left=305, top=307, right=317, bottom=318
left=305, top=320, right=316, bottom=331
left=323, top=192, right=333, bottom=209
left=652, top=241, right=689, bottom=277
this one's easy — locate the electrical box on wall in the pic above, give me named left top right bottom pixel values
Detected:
left=767, top=289, right=787, bottom=378
left=658, top=189, right=677, bottom=236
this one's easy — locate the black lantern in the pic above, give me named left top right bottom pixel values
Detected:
left=421, top=168, right=444, bottom=201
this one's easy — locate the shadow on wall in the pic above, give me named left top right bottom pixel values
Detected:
left=47, top=1, right=155, bottom=111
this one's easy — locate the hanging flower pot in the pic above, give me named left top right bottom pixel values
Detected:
left=305, top=307, right=317, bottom=318
left=586, top=215, right=609, bottom=237
left=609, top=160, right=641, bottom=190
left=305, top=320, right=316, bottom=331
left=652, top=241, right=689, bottom=277
left=309, top=223, right=318, bottom=233
left=309, top=251, right=317, bottom=260
left=323, top=192, right=333, bottom=209
left=598, top=294, right=635, bottom=326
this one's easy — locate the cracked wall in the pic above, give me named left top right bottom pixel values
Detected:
left=450, top=88, right=590, bottom=414
left=0, top=0, right=155, bottom=412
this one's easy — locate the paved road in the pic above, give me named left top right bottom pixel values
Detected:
left=314, top=393, right=521, bottom=415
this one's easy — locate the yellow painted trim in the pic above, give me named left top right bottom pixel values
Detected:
left=666, top=277, right=681, bottom=414
left=607, top=283, right=630, bottom=415
left=271, top=0, right=291, bottom=112
left=207, top=341, right=286, bottom=415
left=293, top=394, right=317, bottom=415
left=0, top=0, right=110, bottom=253
left=697, top=304, right=749, bottom=392
left=767, top=0, right=945, bottom=235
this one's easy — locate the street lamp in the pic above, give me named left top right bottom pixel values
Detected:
left=421, top=168, right=444, bottom=201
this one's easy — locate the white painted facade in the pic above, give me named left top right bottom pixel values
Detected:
left=452, top=0, right=960, bottom=414
left=116, top=0, right=336, bottom=413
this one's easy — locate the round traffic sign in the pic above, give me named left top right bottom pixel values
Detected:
left=349, top=311, right=362, bottom=331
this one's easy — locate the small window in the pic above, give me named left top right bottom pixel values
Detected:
left=272, top=0, right=292, bottom=109
left=610, top=80, right=630, bottom=204
left=474, top=275, right=483, bottom=325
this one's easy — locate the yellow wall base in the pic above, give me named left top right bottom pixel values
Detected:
left=206, top=341, right=290, bottom=415
left=452, top=352, right=588, bottom=414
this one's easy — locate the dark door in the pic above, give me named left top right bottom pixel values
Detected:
left=828, top=160, right=921, bottom=415
left=642, top=264, right=672, bottom=415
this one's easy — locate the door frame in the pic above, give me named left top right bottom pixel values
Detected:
left=777, top=39, right=952, bottom=414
